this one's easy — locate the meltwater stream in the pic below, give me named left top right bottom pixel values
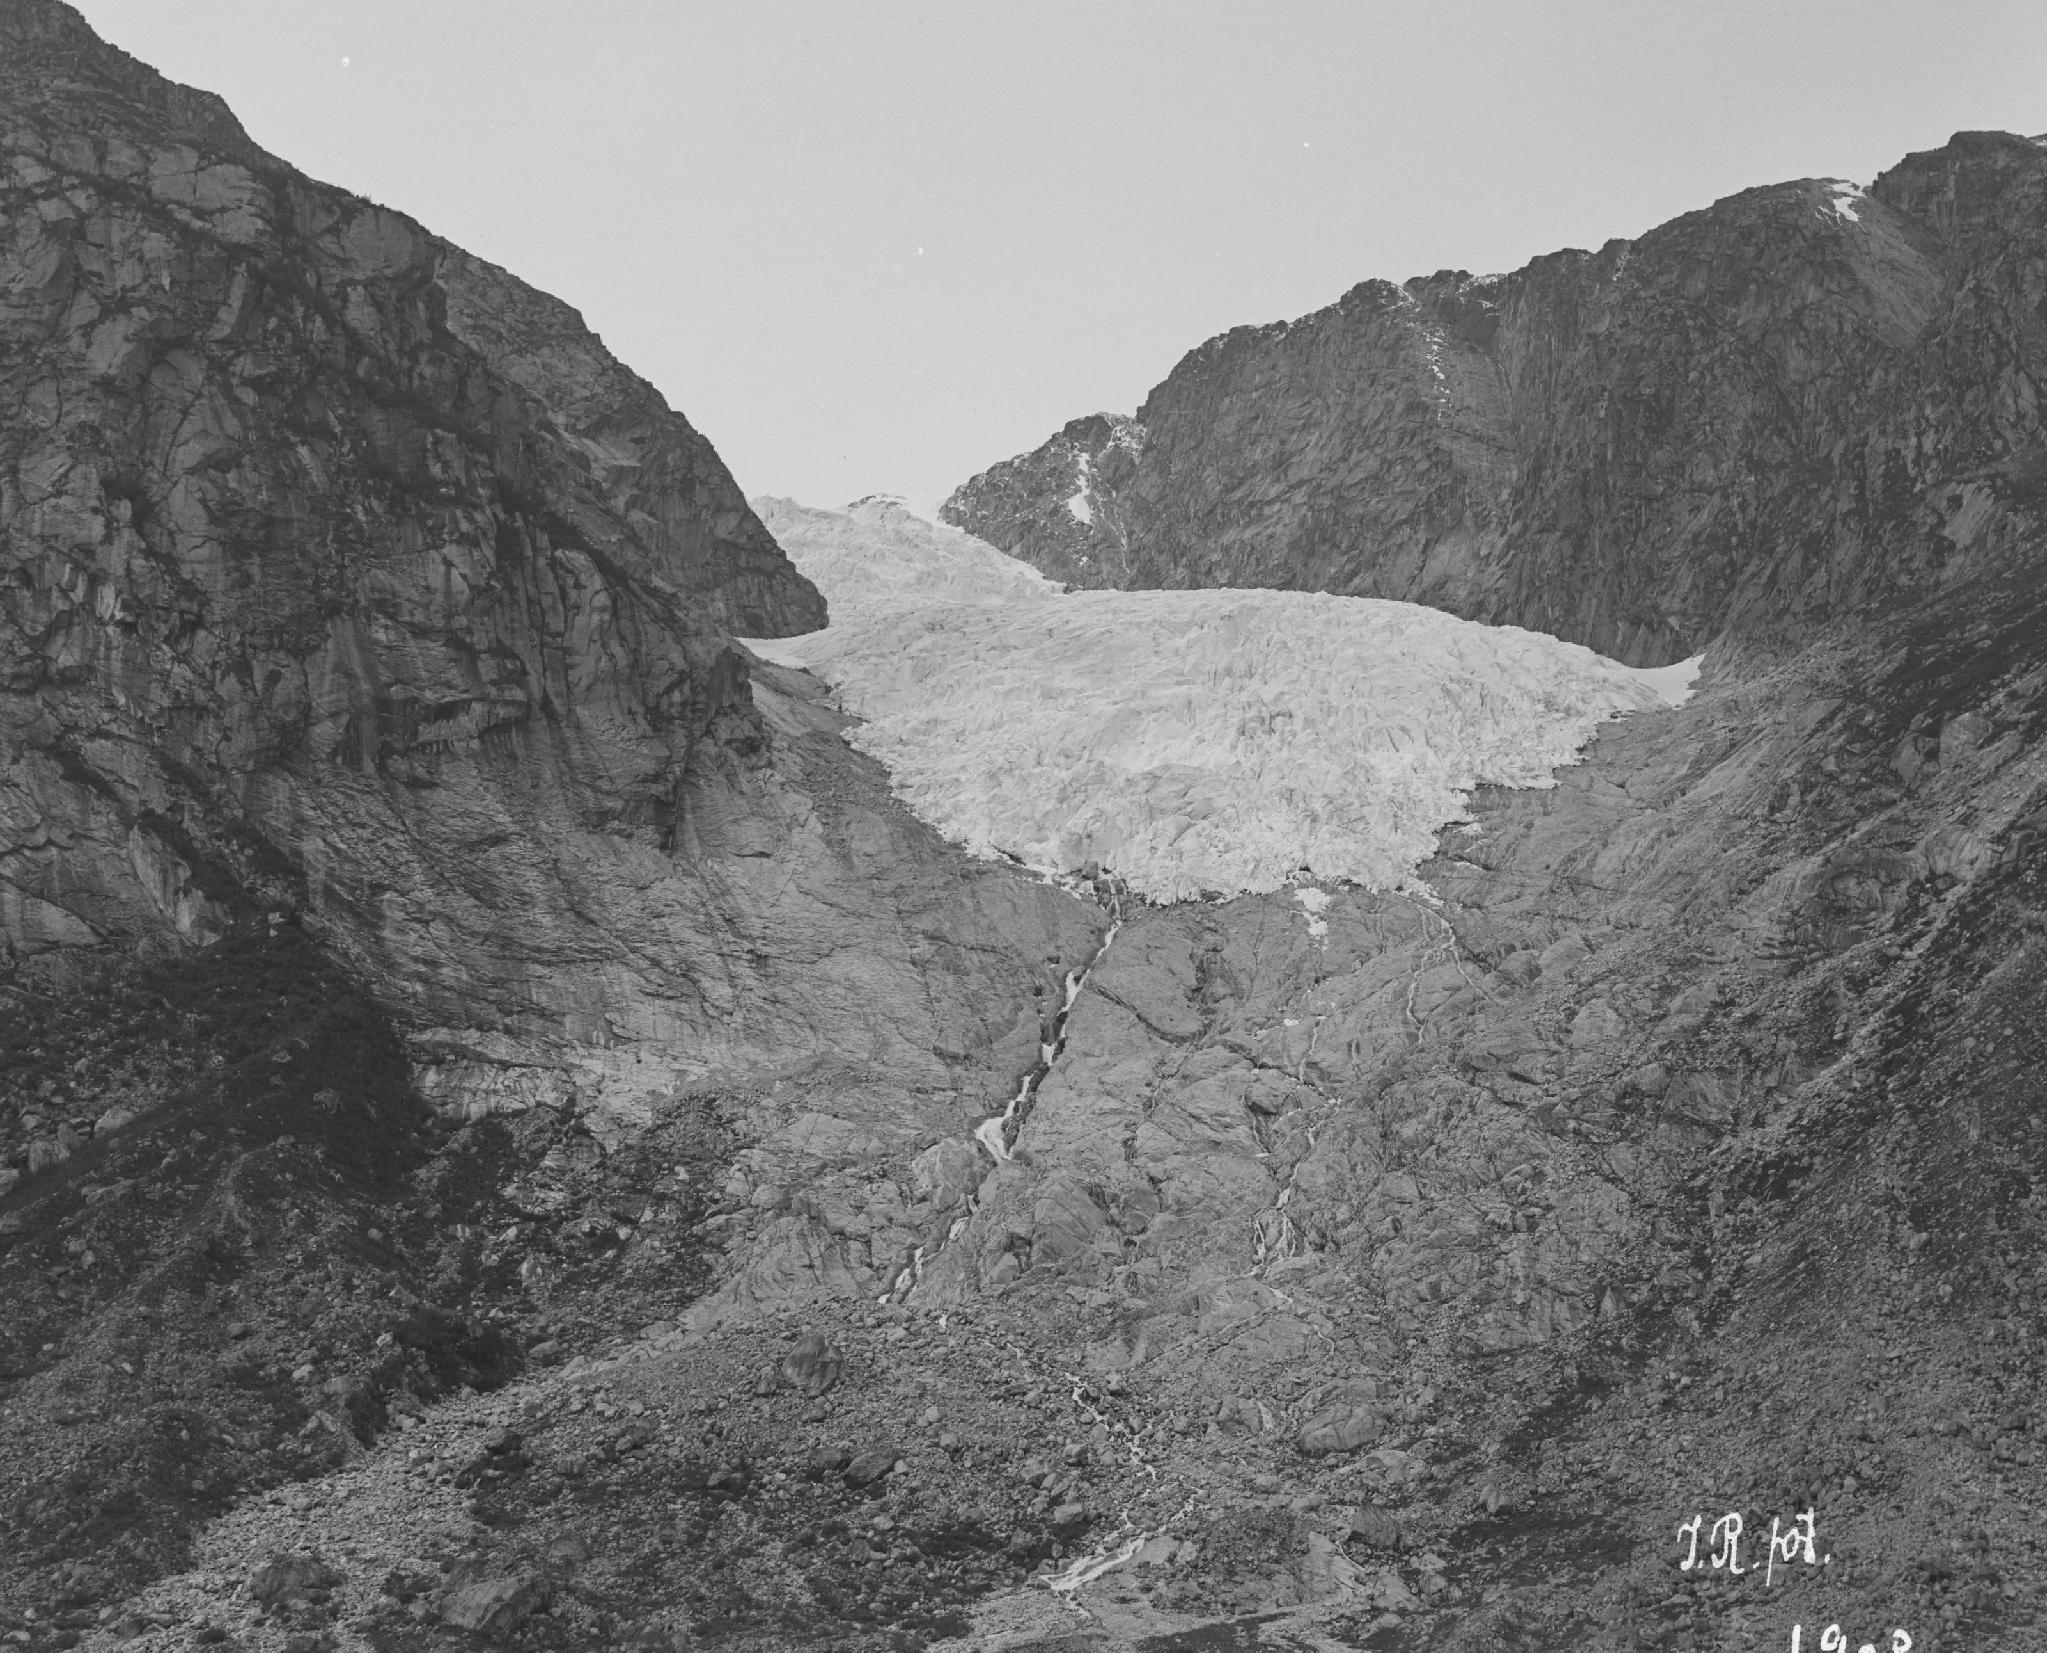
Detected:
left=973, top=935, right=1108, bottom=1163
left=886, top=879, right=1126, bottom=1303
left=974, top=876, right=1127, bottom=1164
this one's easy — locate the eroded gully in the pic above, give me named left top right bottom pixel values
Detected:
left=886, top=872, right=1127, bottom=1302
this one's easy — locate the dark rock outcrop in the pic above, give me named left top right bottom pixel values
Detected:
left=10, top=6, right=2047, bottom=1646
left=947, top=132, right=2047, bottom=665
left=0, top=0, right=1094, bottom=1133
left=437, top=1567, right=552, bottom=1636
left=0, top=4, right=1102, bottom=1624
left=938, top=413, right=1144, bottom=587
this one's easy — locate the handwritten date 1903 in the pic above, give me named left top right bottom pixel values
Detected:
left=1788, top=1629, right=1911, bottom=1652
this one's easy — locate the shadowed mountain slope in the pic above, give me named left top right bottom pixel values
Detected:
left=0, top=0, right=1083, bottom=1130
left=947, top=133, right=2047, bottom=667
left=8, top=5, right=2047, bottom=1648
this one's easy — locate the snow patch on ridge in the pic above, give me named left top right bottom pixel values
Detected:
left=744, top=498, right=1692, bottom=903
left=1826, top=180, right=1866, bottom=223
left=1067, top=453, right=1094, bottom=524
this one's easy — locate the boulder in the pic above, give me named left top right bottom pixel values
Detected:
left=1569, top=998, right=1626, bottom=1047
left=543, top=1532, right=591, bottom=1569
left=26, top=1139, right=69, bottom=1175
left=438, top=1570, right=551, bottom=1637
left=1298, top=1382, right=1384, bottom=1456
left=1625, top=1062, right=1671, bottom=1098
left=909, top=1138, right=983, bottom=1212
left=248, top=1552, right=342, bottom=1610
left=780, top=1331, right=845, bottom=1397
left=842, top=1448, right=901, bottom=1488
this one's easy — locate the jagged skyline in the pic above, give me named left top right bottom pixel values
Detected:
left=70, top=0, right=2047, bottom=517
left=9, top=5, right=2047, bottom=1640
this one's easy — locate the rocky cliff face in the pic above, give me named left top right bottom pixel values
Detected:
left=947, top=132, right=2047, bottom=666
left=938, top=413, right=1145, bottom=588
left=7, top=5, right=2047, bottom=1647
left=0, top=0, right=1104, bottom=1627
left=0, top=0, right=1100, bottom=1132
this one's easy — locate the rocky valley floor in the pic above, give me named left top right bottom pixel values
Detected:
left=7, top=571, right=2047, bottom=1653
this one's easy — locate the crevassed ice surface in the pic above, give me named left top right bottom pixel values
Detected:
left=746, top=496, right=1696, bottom=903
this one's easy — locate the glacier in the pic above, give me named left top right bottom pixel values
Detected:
left=744, top=496, right=1697, bottom=903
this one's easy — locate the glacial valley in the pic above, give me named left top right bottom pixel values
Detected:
left=3, top=4, right=2047, bottom=1651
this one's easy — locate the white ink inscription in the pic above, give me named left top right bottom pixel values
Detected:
left=1788, top=1626, right=1910, bottom=1652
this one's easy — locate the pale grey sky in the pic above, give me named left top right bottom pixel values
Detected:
left=75, top=1, right=2047, bottom=515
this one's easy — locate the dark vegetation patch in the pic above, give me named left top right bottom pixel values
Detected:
left=0, top=924, right=734, bottom=1621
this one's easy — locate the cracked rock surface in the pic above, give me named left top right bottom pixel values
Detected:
left=0, top=0, right=1097, bottom=1144
left=4, top=5, right=2047, bottom=1652
left=945, top=134, right=2047, bottom=668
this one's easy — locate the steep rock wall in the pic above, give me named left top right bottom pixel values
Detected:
left=938, top=413, right=1145, bottom=587
left=946, top=133, right=2047, bottom=666
left=0, top=0, right=1092, bottom=1137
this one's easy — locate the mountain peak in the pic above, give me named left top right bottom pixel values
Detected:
left=0, top=0, right=265, bottom=167
left=945, top=129, right=2047, bottom=667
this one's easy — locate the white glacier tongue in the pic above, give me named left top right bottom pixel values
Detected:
left=745, top=496, right=1694, bottom=903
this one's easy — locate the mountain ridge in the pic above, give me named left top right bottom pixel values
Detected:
left=946, top=129, right=2047, bottom=667
left=7, top=6, right=2047, bottom=1648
